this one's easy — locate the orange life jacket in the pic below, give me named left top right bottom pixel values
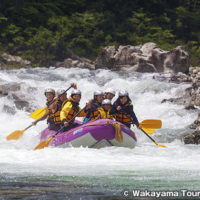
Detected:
left=114, top=103, right=132, bottom=125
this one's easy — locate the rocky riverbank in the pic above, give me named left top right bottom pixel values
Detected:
left=1, top=42, right=190, bottom=73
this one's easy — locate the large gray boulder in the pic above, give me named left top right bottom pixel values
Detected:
left=55, top=58, right=95, bottom=70
left=0, top=53, right=31, bottom=68
left=95, top=43, right=190, bottom=73
left=0, top=82, right=32, bottom=113
left=0, top=83, right=21, bottom=97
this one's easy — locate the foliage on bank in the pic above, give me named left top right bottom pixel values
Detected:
left=0, top=0, right=200, bottom=66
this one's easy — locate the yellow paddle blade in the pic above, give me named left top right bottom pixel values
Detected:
left=34, top=137, right=52, bottom=150
left=155, top=141, right=167, bottom=148
left=142, top=128, right=155, bottom=134
left=30, top=106, right=47, bottom=120
left=6, top=129, right=25, bottom=140
left=140, top=119, right=162, bottom=129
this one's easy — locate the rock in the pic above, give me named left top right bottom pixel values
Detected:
left=169, top=73, right=192, bottom=83
left=184, top=127, right=200, bottom=144
left=161, top=87, right=192, bottom=106
left=189, top=112, right=200, bottom=129
left=0, top=83, right=21, bottom=97
left=14, top=99, right=29, bottom=110
left=184, top=133, right=195, bottom=144
left=0, top=53, right=31, bottom=68
left=55, top=49, right=95, bottom=70
left=55, top=57, right=95, bottom=70
left=95, top=43, right=190, bottom=73
left=0, top=83, right=32, bottom=112
left=3, top=105, right=16, bottom=115
left=10, top=93, right=30, bottom=111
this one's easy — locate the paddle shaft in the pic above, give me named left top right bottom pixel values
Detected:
left=25, top=124, right=33, bottom=131
left=140, top=128, right=157, bottom=143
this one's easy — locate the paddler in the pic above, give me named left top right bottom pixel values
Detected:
left=32, top=83, right=77, bottom=130
left=32, top=88, right=60, bottom=130
left=55, top=83, right=77, bottom=108
left=94, top=99, right=113, bottom=120
left=60, top=89, right=89, bottom=131
left=109, top=91, right=141, bottom=129
left=83, top=90, right=104, bottom=123
left=104, top=88, right=115, bottom=102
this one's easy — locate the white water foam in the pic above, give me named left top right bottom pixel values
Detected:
left=0, top=68, right=199, bottom=190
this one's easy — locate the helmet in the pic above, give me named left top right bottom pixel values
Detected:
left=102, top=99, right=111, bottom=105
left=71, top=89, right=81, bottom=96
left=94, top=90, right=104, bottom=96
left=105, top=88, right=115, bottom=95
left=44, top=88, right=55, bottom=95
left=119, top=90, right=129, bottom=97
left=56, top=89, right=66, bottom=97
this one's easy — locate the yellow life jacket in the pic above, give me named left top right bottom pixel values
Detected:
left=97, top=108, right=113, bottom=119
left=60, top=97, right=86, bottom=123
left=61, top=99, right=68, bottom=108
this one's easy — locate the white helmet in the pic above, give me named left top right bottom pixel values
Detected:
left=105, top=88, right=115, bottom=95
left=71, top=89, right=81, bottom=96
left=94, top=90, right=104, bottom=96
left=119, top=90, right=129, bottom=97
left=56, top=89, right=66, bottom=97
left=44, top=88, right=55, bottom=95
left=102, top=99, right=112, bottom=105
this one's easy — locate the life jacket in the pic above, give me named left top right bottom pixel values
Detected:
left=115, top=103, right=132, bottom=125
left=47, top=104, right=62, bottom=125
left=61, top=97, right=80, bottom=123
left=87, top=101, right=101, bottom=120
left=46, top=108, right=54, bottom=124
left=61, top=99, right=68, bottom=108
left=97, top=107, right=113, bottom=119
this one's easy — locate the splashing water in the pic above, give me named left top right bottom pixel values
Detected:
left=0, top=68, right=199, bottom=199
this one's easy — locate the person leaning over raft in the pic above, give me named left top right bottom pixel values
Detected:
left=109, top=91, right=141, bottom=129
left=60, top=89, right=90, bottom=131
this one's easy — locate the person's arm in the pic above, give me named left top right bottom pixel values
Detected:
left=60, top=102, right=72, bottom=126
left=109, top=102, right=118, bottom=115
left=126, top=105, right=140, bottom=127
left=32, top=110, right=48, bottom=126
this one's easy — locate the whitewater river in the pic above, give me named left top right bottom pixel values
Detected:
left=0, top=67, right=199, bottom=199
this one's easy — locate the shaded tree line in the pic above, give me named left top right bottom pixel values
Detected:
left=0, top=0, right=200, bottom=66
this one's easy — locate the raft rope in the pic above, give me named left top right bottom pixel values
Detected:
left=55, top=120, right=123, bottom=143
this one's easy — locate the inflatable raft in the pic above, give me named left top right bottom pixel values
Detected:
left=39, top=119, right=137, bottom=148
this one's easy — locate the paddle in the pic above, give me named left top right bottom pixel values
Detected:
left=30, top=86, right=72, bottom=120
left=140, top=128, right=167, bottom=148
left=34, top=107, right=86, bottom=150
left=139, top=119, right=162, bottom=129
left=139, top=119, right=162, bottom=134
left=6, top=125, right=32, bottom=140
